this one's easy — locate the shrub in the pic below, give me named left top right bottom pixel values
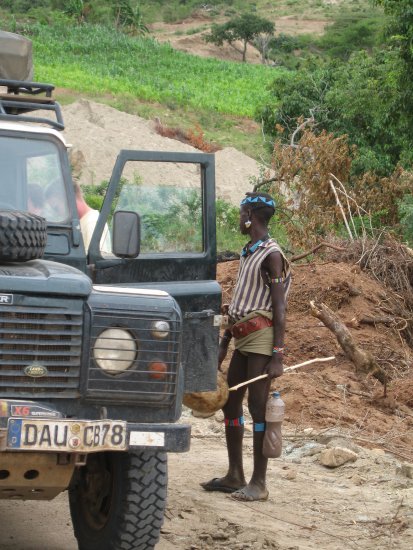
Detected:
left=398, top=195, right=413, bottom=245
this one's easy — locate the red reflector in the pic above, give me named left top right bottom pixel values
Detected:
left=149, top=362, right=167, bottom=380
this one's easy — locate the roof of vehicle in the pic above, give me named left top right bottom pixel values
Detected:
left=0, top=79, right=65, bottom=131
left=0, top=120, right=69, bottom=146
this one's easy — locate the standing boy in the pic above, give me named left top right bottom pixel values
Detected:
left=202, top=191, right=291, bottom=501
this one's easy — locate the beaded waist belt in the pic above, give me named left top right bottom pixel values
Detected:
left=231, top=316, right=272, bottom=339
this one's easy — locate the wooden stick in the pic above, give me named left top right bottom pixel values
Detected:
left=228, top=356, right=335, bottom=391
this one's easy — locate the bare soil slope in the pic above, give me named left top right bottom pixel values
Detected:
left=62, top=100, right=262, bottom=205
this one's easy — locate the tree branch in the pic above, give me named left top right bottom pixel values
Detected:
left=329, top=179, right=354, bottom=240
left=290, top=241, right=346, bottom=262
left=253, top=176, right=279, bottom=191
left=310, top=301, right=387, bottom=386
left=290, top=116, right=315, bottom=148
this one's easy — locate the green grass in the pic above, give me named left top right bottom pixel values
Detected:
left=30, top=23, right=281, bottom=118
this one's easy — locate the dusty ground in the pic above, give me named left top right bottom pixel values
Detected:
left=1, top=422, right=411, bottom=550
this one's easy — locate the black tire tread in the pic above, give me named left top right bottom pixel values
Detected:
left=0, top=210, right=47, bottom=262
left=70, top=450, right=168, bottom=550
left=115, top=451, right=167, bottom=550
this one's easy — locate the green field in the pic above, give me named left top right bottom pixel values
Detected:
left=30, top=23, right=280, bottom=118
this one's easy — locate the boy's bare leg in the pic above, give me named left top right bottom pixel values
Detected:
left=201, top=350, right=248, bottom=492
left=232, top=352, right=270, bottom=501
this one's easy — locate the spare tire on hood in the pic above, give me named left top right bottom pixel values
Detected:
left=0, top=210, right=47, bottom=262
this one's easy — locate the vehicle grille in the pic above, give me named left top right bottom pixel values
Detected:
left=87, top=312, right=180, bottom=405
left=0, top=303, right=83, bottom=398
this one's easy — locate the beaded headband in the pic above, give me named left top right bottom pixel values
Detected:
left=240, top=196, right=276, bottom=209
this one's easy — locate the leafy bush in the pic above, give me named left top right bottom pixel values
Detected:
left=398, top=195, right=413, bottom=245
left=269, top=33, right=300, bottom=54
left=257, top=47, right=413, bottom=177
left=317, top=12, right=384, bottom=59
left=216, top=198, right=245, bottom=252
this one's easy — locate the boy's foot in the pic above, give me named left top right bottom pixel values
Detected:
left=230, top=485, right=269, bottom=502
left=201, top=477, right=245, bottom=494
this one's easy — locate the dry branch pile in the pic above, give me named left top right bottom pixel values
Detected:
left=326, top=235, right=413, bottom=347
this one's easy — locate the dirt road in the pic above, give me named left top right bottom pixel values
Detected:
left=1, top=412, right=412, bottom=550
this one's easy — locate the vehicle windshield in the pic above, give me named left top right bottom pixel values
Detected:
left=0, top=134, right=70, bottom=223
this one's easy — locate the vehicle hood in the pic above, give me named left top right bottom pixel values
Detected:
left=0, top=259, right=92, bottom=296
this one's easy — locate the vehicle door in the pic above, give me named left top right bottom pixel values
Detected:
left=88, top=150, right=221, bottom=392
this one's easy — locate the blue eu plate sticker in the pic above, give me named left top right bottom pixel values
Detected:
left=7, top=418, right=22, bottom=448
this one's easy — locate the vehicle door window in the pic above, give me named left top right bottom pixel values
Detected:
left=108, top=161, right=203, bottom=254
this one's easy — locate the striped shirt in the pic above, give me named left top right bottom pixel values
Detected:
left=228, top=238, right=291, bottom=322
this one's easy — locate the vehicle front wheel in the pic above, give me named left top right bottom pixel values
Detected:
left=69, top=450, right=167, bottom=550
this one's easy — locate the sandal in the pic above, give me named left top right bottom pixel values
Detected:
left=230, top=487, right=269, bottom=502
left=200, top=478, right=244, bottom=494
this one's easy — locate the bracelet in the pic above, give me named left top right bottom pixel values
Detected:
left=270, top=277, right=284, bottom=284
left=272, top=346, right=284, bottom=354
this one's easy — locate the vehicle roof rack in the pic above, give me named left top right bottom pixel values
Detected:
left=0, top=79, right=65, bottom=131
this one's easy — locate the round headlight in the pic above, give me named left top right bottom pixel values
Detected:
left=93, top=328, right=137, bottom=375
left=151, top=320, right=170, bottom=339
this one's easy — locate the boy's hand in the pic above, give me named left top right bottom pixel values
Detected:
left=266, top=355, right=283, bottom=379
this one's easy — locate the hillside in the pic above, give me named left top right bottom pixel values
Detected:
left=149, top=13, right=329, bottom=64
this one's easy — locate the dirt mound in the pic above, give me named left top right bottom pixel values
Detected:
left=61, top=100, right=261, bottom=205
left=218, top=260, right=413, bottom=460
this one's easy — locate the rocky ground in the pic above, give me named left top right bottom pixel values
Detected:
left=1, top=417, right=411, bottom=549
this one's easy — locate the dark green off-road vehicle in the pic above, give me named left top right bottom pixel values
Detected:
left=0, top=31, right=220, bottom=550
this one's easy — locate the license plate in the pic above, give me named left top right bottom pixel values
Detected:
left=7, top=418, right=127, bottom=453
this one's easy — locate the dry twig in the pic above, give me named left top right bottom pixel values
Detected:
left=290, top=240, right=346, bottom=262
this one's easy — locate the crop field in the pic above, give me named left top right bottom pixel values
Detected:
left=30, top=23, right=281, bottom=118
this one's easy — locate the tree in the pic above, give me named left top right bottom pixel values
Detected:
left=374, top=1, right=413, bottom=66
left=256, top=47, right=413, bottom=176
left=374, top=1, right=413, bottom=144
left=64, top=0, right=90, bottom=24
left=254, top=31, right=274, bottom=64
left=205, top=13, right=274, bottom=63
left=113, top=0, right=149, bottom=35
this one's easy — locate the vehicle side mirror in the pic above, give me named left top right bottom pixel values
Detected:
left=112, top=211, right=141, bottom=258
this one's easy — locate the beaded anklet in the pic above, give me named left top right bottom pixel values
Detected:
left=254, top=422, right=266, bottom=432
left=224, top=416, right=245, bottom=427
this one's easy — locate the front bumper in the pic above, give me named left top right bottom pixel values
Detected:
left=127, top=422, right=190, bottom=452
left=0, top=399, right=190, bottom=454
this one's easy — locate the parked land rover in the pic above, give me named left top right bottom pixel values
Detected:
left=0, top=31, right=220, bottom=550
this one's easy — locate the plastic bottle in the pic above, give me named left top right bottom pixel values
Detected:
left=263, top=391, right=285, bottom=458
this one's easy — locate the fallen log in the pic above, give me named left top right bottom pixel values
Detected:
left=310, top=300, right=387, bottom=386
